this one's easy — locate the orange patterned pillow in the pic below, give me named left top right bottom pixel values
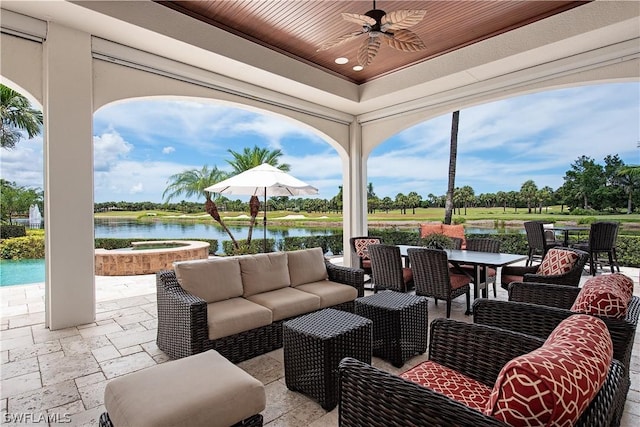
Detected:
left=571, top=275, right=631, bottom=318
left=401, top=360, right=491, bottom=412
left=538, top=248, right=580, bottom=276
left=486, top=315, right=613, bottom=426
left=419, top=223, right=443, bottom=238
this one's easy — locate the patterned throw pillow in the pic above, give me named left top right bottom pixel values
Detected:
left=538, top=248, right=580, bottom=276
left=571, top=274, right=632, bottom=318
left=353, top=238, right=381, bottom=260
left=401, top=360, right=492, bottom=412
left=419, top=223, right=443, bottom=238
left=486, top=315, right=613, bottom=427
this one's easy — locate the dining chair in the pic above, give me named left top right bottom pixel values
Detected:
left=349, top=236, right=382, bottom=288
left=407, top=247, right=471, bottom=318
left=524, top=220, right=562, bottom=266
left=459, top=238, right=501, bottom=297
left=572, top=222, right=620, bottom=276
left=368, top=244, right=413, bottom=293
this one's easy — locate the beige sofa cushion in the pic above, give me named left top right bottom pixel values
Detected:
left=296, top=281, right=358, bottom=308
left=104, top=349, right=266, bottom=427
left=287, top=247, right=328, bottom=286
left=207, top=297, right=273, bottom=340
left=241, top=252, right=291, bottom=297
left=247, top=287, right=321, bottom=321
left=174, top=258, right=243, bottom=303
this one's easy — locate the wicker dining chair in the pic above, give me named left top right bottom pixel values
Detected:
left=572, top=222, right=621, bottom=276
left=349, top=236, right=382, bottom=287
left=524, top=220, right=562, bottom=266
left=500, top=246, right=589, bottom=290
left=368, top=244, right=413, bottom=293
left=459, top=238, right=501, bottom=298
left=407, top=247, right=471, bottom=318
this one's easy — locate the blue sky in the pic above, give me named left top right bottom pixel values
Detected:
left=1, top=82, right=639, bottom=203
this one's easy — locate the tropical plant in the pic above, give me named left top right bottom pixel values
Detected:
left=162, top=165, right=240, bottom=249
left=0, top=180, right=42, bottom=224
left=0, top=84, right=43, bottom=149
left=520, top=179, right=538, bottom=214
left=444, top=110, right=459, bottom=224
left=616, top=165, right=640, bottom=214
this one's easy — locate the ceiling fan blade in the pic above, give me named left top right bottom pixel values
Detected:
left=357, top=37, right=381, bottom=66
left=383, top=29, right=426, bottom=52
left=317, top=30, right=365, bottom=51
left=342, top=12, right=376, bottom=27
left=381, top=10, right=427, bottom=31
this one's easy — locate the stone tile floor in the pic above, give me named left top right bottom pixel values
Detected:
left=1, top=264, right=639, bottom=426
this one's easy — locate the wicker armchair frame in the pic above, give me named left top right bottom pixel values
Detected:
left=368, top=244, right=413, bottom=293
left=407, top=247, right=470, bottom=317
left=339, top=319, right=624, bottom=427
left=156, top=260, right=364, bottom=362
left=349, top=236, right=382, bottom=286
left=500, top=246, right=589, bottom=290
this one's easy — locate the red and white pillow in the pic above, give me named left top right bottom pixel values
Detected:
left=571, top=273, right=634, bottom=319
left=486, top=315, right=613, bottom=427
left=538, top=248, right=580, bottom=276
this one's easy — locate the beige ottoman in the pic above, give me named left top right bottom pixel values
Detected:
left=100, top=350, right=265, bottom=427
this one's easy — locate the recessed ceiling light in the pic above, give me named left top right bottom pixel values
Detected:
left=353, top=65, right=364, bottom=71
left=335, top=57, right=349, bottom=64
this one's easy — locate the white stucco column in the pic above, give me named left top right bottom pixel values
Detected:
left=43, top=23, right=95, bottom=329
left=343, top=120, right=367, bottom=267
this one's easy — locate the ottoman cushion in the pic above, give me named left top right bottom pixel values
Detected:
left=104, top=350, right=265, bottom=427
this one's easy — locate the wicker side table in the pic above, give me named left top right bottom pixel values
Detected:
left=283, top=308, right=372, bottom=410
left=355, top=291, right=428, bottom=367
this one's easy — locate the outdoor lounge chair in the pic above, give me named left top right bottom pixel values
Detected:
left=368, top=244, right=413, bottom=293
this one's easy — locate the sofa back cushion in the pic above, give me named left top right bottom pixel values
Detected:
left=571, top=274, right=633, bottom=319
left=538, top=248, right=580, bottom=276
left=419, top=223, right=443, bottom=238
left=287, top=247, right=328, bottom=287
left=174, top=258, right=243, bottom=303
left=241, top=252, right=291, bottom=297
left=486, top=314, right=613, bottom=426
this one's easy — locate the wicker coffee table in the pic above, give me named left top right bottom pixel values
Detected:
left=355, top=291, right=428, bottom=367
left=283, top=308, right=372, bottom=410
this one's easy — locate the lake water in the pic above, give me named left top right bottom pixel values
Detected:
left=0, top=219, right=505, bottom=286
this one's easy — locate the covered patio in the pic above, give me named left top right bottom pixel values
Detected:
left=1, top=0, right=637, bottom=330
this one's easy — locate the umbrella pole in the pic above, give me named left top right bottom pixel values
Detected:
left=263, top=187, right=267, bottom=253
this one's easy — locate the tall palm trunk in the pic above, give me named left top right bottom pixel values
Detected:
left=246, top=195, right=260, bottom=244
left=444, top=111, right=460, bottom=225
left=205, top=199, right=238, bottom=250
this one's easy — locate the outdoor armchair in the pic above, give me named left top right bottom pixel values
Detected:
left=500, top=246, right=588, bottom=289
left=349, top=236, right=382, bottom=287
left=523, top=220, right=562, bottom=265
left=368, top=244, right=413, bottom=293
left=572, top=221, right=621, bottom=276
left=339, top=318, right=624, bottom=427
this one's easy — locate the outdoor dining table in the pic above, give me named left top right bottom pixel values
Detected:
left=397, top=245, right=528, bottom=310
left=548, top=225, right=590, bottom=246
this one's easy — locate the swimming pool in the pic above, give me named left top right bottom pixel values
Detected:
left=0, top=259, right=45, bottom=287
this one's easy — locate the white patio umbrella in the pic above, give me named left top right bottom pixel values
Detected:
left=204, top=163, right=319, bottom=252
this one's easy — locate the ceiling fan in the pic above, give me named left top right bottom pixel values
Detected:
left=318, top=1, right=427, bottom=67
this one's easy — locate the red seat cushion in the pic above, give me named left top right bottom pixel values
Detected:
left=402, top=267, right=413, bottom=285
left=361, top=259, right=371, bottom=269
left=571, top=274, right=632, bottom=319
left=538, top=248, right=580, bottom=276
left=401, top=361, right=491, bottom=412
left=501, top=274, right=523, bottom=287
left=459, top=265, right=497, bottom=278
left=486, top=314, right=613, bottom=426
left=450, top=273, right=471, bottom=290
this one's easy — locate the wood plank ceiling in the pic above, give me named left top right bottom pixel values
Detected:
left=156, top=1, right=589, bottom=84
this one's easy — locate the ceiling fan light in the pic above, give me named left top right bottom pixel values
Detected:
left=335, top=57, right=349, bottom=64
left=353, top=65, right=364, bottom=71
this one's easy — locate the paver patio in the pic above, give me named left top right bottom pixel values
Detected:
left=1, top=263, right=639, bottom=426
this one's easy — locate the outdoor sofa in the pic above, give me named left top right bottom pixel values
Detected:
left=156, top=247, right=364, bottom=362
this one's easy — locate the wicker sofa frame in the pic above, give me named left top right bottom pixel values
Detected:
left=338, top=318, right=624, bottom=427
left=500, top=246, right=589, bottom=289
left=156, top=260, right=364, bottom=363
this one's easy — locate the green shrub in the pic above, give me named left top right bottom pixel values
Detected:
left=453, top=217, right=466, bottom=224
left=221, top=239, right=274, bottom=255
left=577, top=216, right=599, bottom=225
left=616, top=235, right=640, bottom=267
left=0, top=235, right=45, bottom=259
left=419, top=233, right=458, bottom=249
left=1, top=225, right=27, bottom=239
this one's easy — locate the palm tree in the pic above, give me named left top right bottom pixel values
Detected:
left=616, top=165, right=640, bottom=214
left=0, top=84, right=43, bottom=149
left=444, top=110, right=459, bottom=224
left=162, top=165, right=239, bottom=248
left=520, top=180, right=538, bottom=214
left=225, top=145, right=290, bottom=246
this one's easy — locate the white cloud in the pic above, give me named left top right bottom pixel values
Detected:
left=93, top=130, right=133, bottom=172
left=129, top=183, right=144, bottom=194
left=162, top=146, right=175, bottom=154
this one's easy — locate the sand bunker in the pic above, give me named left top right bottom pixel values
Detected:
left=274, top=214, right=307, bottom=220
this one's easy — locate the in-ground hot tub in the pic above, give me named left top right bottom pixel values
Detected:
left=95, top=240, right=210, bottom=276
